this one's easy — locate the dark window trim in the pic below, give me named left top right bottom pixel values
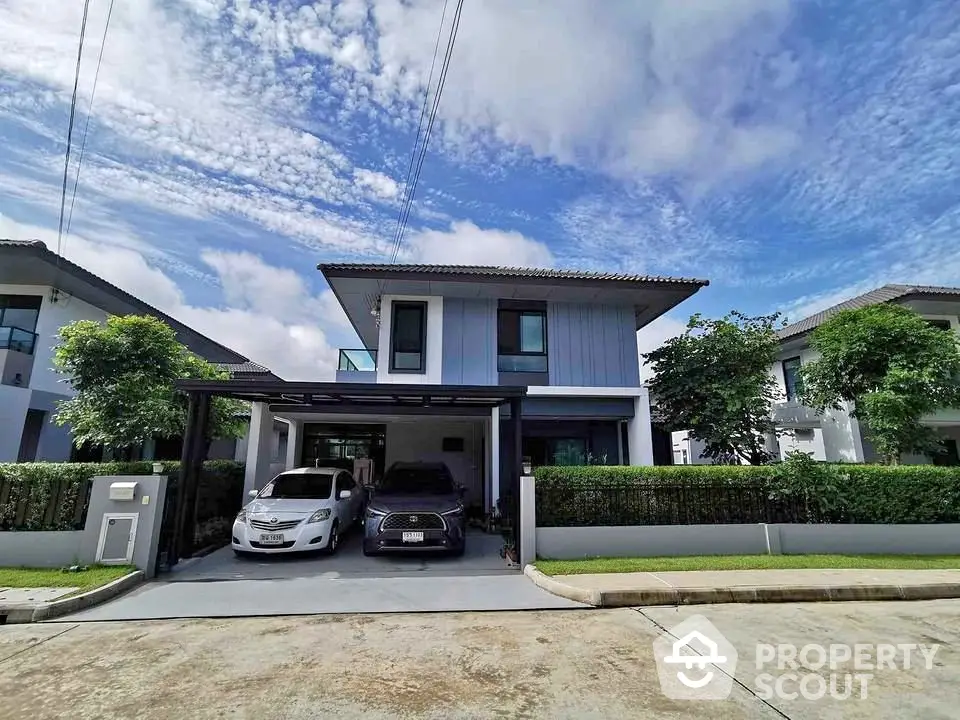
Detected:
left=782, top=356, right=802, bottom=402
left=389, top=300, right=427, bottom=374
left=497, top=308, right=548, bottom=359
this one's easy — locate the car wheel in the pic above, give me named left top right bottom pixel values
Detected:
left=451, top=544, right=465, bottom=558
left=326, top=521, right=340, bottom=555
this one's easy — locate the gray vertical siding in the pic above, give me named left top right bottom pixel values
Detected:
left=441, top=298, right=497, bottom=384
left=547, top=303, right=640, bottom=387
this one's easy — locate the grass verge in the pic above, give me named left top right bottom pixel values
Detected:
left=0, top=565, right=136, bottom=595
left=535, top=555, right=960, bottom=576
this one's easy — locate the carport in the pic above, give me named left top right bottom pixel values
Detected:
left=167, top=380, right=527, bottom=568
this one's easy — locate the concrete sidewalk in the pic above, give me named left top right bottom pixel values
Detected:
left=526, top=566, right=960, bottom=607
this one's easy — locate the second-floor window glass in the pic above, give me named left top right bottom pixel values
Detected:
left=498, top=309, right=547, bottom=372
left=390, top=301, right=426, bottom=372
left=925, top=319, right=953, bottom=332
left=782, top=356, right=803, bottom=402
left=0, top=295, right=41, bottom=333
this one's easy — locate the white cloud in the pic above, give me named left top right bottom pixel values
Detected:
left=353, top=168, right=399, bottom=200
left=406, top=220, right=554, bottom=267
left=636, top=315, right=688, bottom=382
left=0, top=216, right=348, bottom=381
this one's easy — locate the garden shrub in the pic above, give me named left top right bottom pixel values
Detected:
left=534, top=458, right=960, bottom=525
left=0, top=460, right=244, bottom=531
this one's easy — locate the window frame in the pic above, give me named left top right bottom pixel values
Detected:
left=782, top=356, right=803, bottom=402
left=389, top=301, right=428, bottom=374
left=497, top=308, right=548, bottom=372
left=0, top=294, right=42, bottom=334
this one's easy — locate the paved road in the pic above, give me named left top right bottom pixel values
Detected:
left=56, top=531, right=584, bottom=621
left=3, top=600, right=958, bottom=719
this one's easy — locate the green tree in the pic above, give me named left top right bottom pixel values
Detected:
left=53, top=315, right=247, bottom=451
left=644, top=312, right=783, bottom=465
left=800, top=304, right=960, bottom=464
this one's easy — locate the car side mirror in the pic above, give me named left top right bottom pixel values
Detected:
left=248, top=489, right=258, bottom=499
left=339, top=489, right=352, bottom=499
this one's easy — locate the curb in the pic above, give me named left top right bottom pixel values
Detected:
left=0, top=571, right=144, bottom=624
left=523, top=566, right=960, bottom=608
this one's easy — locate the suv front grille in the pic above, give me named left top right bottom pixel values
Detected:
left=381, top=513, right=444, bottom=530
left=250, top=518, right=302, bottom=531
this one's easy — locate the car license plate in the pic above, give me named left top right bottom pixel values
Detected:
left=402, top=531, right=424, bottom=543
left=259, top=533, right=284, bottom=545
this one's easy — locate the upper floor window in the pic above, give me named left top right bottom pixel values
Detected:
left=782, top=356, right=803, bottom=402
left=390, top=301, right=426, bottom=373
left=925, top=319, right=954, bottom=332
left=498, top=308, right=547, bottom=372
left=0, top=295, right=41, bottom=334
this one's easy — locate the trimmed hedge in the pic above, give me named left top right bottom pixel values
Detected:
left=534, top=463, right=960, bottom=525
left=0, top=460, right=244, bottom=531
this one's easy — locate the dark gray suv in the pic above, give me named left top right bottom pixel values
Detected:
left=362, top=461, right=465, bottom=556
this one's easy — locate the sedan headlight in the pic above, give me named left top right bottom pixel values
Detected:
left=236, top=509, right=247, bottom=523
left=441, top=505, right=464, bottom=516
left=307, top=508, right=332, bottom=524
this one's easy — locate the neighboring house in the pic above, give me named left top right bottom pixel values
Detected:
left=0, top=239, right=275, bottom=463
left=770, top=284, right=960, bottom=465
left=229, top=264, right=708, bottom=511
left=671, top=430, right=707, bottom=465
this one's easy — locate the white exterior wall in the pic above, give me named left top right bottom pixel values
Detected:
left=771, top=301, right=960, bottom=463
left=0, top=384, right=32, bottom=461
left=671, top=430, right=709, bottom=465
left=375, top=294, right=444, bottom=384
left=384, top=419, right=484, bottom=506
left=1, top=284, right=108, bottom=462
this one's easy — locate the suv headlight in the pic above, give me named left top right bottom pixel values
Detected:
left=441, top=505, right=464, bottom=516
left=307, top=508, right=332, bottom=524
left=366, top=507, right=388, bottom=517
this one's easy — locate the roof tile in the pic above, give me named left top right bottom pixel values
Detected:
left=319, top=263, right=709, bottom=286
left=779, top=284, right=960, bottom=340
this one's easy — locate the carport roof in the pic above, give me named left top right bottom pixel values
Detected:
left=175, top=379, right=525, bottom=411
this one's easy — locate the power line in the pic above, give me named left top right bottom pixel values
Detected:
left=386, top=0, right=449, bottom=267
left=55, top=0, right=93, bottom=261
left=65, top=0, right=117, bottom=240
left=388, top=0, right=464, bottom=264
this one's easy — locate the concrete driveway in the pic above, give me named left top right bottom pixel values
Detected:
left=56, top=530, right=584, bottom=621
left=3, top=600, right=958, bottom=719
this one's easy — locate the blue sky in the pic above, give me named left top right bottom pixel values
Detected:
left=1, top=0, right=959, bottom=379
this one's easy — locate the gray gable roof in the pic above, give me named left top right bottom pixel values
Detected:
left=319, top=263, right=709, bottom=287
left=779, top=284, right=960, bottom=341
left=0, top=239, right=260, bottom=367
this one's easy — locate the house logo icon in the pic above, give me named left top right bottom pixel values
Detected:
left=653, top=615, right=738, bottom=700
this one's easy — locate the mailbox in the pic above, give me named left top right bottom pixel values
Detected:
left=108, top=481, right=139, bottom=502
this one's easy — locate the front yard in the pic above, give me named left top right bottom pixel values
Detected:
left=0, top=566, right=135, bottom=594
left=534, top=554, right=960, bottom=575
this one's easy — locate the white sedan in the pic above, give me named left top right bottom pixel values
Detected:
left=232, top=467, right=365, bottom=556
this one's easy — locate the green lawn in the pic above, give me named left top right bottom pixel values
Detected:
left=535, top=555, right=960, bottom=576
left=0, top=565, right=136, bottom=594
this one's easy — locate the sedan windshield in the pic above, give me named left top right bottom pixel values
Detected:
left=259, top=473, right=333, bottom=499
left=379, top=465, right=455, bottom=494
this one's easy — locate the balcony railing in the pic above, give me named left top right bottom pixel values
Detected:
left=772, top=400, right=822, bottom=428
left=338, top=348, right=377, bottom=372
left=0, top=326, right=37, bottom=355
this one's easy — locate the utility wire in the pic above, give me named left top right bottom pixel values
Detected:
left=388, top=0, right=464, bottom=265
left=65, top=0, right=117, bottom=240
left=56, top=0, right=93, bottom=260
left=386, top=0, right=449, bottom=267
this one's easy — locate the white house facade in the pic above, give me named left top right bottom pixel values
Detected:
left=770, top=284, right=960, bottom=465
left=0, top=239, right=267, bottom=463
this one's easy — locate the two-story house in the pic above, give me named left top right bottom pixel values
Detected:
left=0, top=239, right=274, bottom=463
left=214, top=264, right=708, bottom=512
left=771, top=284, right=960, bottom=465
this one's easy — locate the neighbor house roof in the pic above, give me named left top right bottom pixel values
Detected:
left=0, top=239, right=268, bottom=370
left=779, top=284, right=960, bottom=341
left=215, top=361, right=282, bottom=381
left=319, top=263, right=709, bottom=287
